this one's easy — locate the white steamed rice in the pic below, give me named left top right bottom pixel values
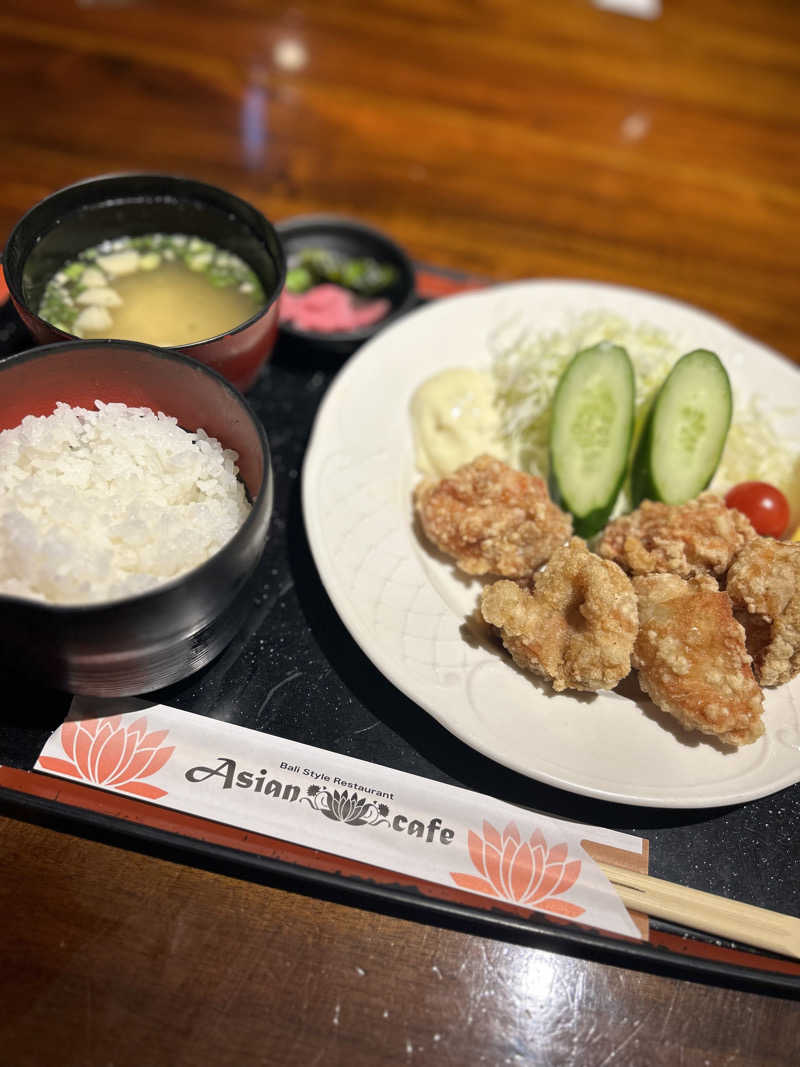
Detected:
left=0, top=401, right=251, bottom=604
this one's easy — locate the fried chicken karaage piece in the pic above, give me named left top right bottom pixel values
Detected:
left=726, top=537, right=800, bottom=687
left=632, top=573, right=764, bottom=746
left=597, top=493, right=757, bottom=579
left=414, top=454, right=572, bottom=578
left=480, top=537, right=638, bottom=692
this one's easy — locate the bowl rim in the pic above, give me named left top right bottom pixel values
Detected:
left=276, top=212, right=417, bottom=343
left=0, top=337, right=273, bottom=615
left=3, top=171, right=287, bottom=350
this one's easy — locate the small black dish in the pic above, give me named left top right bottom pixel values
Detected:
left=275, top=214, right=417, bottom=358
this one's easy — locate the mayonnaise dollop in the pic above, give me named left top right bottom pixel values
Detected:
left=410, top=367, right=508, bottom=477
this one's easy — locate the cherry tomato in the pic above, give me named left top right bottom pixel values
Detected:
left=724, top=481, right=790, bottom=538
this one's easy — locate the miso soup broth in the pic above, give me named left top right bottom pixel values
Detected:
left=38, top=234, right=267, bottom=346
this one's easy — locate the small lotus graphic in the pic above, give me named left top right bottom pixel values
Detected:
left=328, top=793, right=369, bottom=823
left=300, top=787, right=390, bottom=827
left=39, top=715, right=174, bottom=800
left=450, top=820, right=584, bottom=919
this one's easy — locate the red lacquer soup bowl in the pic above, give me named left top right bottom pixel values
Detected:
left=3, top=173, right=286, bottom=392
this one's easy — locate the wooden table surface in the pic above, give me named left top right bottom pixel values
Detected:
left=1, top=1, right=799, bottom=1063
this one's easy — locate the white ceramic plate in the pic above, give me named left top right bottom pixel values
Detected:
left=302, top=280, right=800, bottom=808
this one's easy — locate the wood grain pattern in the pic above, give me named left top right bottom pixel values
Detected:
left=2, top=817, right=799, bottom=1067
left=1, top=0, right=799, bottom=1062
left=0, top=1, right=798, bottom=361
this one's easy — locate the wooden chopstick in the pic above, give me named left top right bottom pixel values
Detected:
left=598, top=863, right=800, bottom=960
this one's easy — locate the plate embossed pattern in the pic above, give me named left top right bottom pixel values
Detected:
left=314, top=447, right=475, bottom=686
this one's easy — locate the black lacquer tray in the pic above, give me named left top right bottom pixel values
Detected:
left=1, top=268, right=798, bottom=998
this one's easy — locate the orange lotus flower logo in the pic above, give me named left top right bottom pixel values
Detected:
left=450, top=821, right=584, bottom=918
left=38, top=715, right=174, bottom=800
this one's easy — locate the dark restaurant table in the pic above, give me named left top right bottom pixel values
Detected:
left=1, top=1, right=800, bottom=1063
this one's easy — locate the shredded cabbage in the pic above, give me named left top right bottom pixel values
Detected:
left=491, top=309, right=800, bottom=520
left=713, top=394, right=800, bottom=523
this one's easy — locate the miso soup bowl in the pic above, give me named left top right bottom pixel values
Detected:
left=0, top=340, right=273, bottom=697
left=3, top=173, right=286, bottom=392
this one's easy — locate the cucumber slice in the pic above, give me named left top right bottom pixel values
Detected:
left=548, top=342, right=635, bottom=537
left=631, top=348, right=731, bottom=507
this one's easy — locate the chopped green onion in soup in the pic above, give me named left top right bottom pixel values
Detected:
left=38, top=233, right=267, bottom=345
